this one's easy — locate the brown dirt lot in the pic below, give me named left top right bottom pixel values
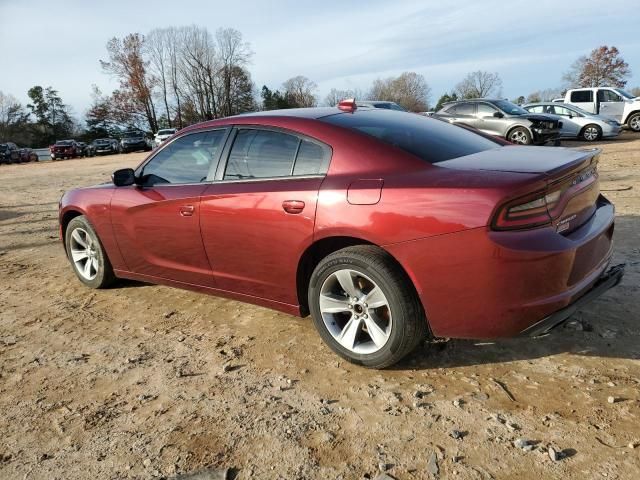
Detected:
left=1, top=135, right=639, bottom=480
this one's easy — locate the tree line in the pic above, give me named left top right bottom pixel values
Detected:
left=0, top=38, right=637, bottom=148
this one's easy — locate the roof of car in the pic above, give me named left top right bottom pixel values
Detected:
left=238, top=107, right=341, bottom=120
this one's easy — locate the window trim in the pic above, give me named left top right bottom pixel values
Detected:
left=214, top=125, right=333, bottom=183
left=134, top=127, right=232, bottom=187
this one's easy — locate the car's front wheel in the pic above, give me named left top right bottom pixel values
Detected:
left=581, top=124, right=602, bottom=142
left=65, top=215, right=116, bottom=289
left=308, top=246, right=427, bottom=369
left=508, top=127, right=532, bottom=145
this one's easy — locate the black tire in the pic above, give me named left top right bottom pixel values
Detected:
left=308, top=245, right=427, bottom=369
left=627, top=112, right=640, bottom=132
left=581, top=124, right=602, bottom=142
left=65, top=215, right=116, bottom=289
left=507, top=126, right=532, bottom=145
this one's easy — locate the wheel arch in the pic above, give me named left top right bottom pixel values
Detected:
left=623, top=109, right=640, bottom=126
left=296, top=236, right=426, bottom=330
left=506, top=124, right=533, bottom=141
left=60, top=209, right=84, bottom=252
left=579, top=123, right=602, bottom=140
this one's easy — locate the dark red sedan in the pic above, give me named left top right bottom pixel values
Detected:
left=59, top=102, right=624, bottom=368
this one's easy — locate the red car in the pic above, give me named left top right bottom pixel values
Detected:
left=59, top=102, right=624, bottom=368
left=50, top=140, right=81, bottom=160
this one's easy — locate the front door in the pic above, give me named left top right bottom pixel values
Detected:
left=598, top=89, right=625, bottom=122
left=200, top=127, right=331, bottom=305
left=111, top=129, right=228, bottom=286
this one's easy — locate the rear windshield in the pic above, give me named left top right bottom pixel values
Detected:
left=55, top=141, right=73, bottom=146
left=0, top=145, right=7, bottom=151
left=158, top=129, right=176, bottom=135
left=320, top=110, right=499, bottom=163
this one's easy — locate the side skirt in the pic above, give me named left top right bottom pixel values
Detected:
left=113, top=269, right=303, bottom=317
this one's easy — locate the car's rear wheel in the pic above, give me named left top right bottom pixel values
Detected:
left=628, top=113, right=640, bottom=132
left=581, top=124, right=601, bottom=141
left=65, top=216, right=115, bottom=289
left=308, top=246, right=427, bottom=369
left=508, top=127, right=532, bottom=145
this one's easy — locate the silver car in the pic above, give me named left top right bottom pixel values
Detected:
left=523, top=102, right=621, bottom=142
left=433, top=99, right=561, bottom=145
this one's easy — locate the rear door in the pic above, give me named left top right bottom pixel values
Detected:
left=597, top=89, right=625, bottom=121
left=200, top=127, right=331, bottom=305
left=448, top=102, right=477, bottom=127
left=110, top=128, right=228, bottom=286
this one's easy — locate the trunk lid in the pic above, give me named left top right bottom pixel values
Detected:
left=438, top=146, right=601, bottom=234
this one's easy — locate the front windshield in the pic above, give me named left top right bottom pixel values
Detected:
left=493, top=100, right=529, bottom=115
left=614, top=88, right=636, bottom=99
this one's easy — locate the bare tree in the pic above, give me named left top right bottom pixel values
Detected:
left=282, top=76, right=318, bottom=107
left=146, top=28, right=172, bottom=127
left=179, top=25, right=219, bottom=120
left=367, top=72, right=431, bottom=111
left=323, top=88, right=355, bottom=107
left=455, top=71, right=502, bottom=99
left=216, top=28, right=253, bottom=117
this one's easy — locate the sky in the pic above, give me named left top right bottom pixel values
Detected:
left=1, top=0, right=639, bottom=120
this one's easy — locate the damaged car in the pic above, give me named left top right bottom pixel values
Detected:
left=433, top=99, right=561, bottom=145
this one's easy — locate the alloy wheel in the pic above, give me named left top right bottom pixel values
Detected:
left=69, top=227, right=99, bottom=280
left=584, top=126, right=599, bottom=141
left=630, top=115, right=640, bottom=132
left=319, top=269, right=392, bottom=354
left=509, top=130, right=529, bottom=144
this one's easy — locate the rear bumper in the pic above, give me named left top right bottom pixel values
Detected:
left=520, top=263, right=624, bottom=336
left=386, top=195, right=618, bottom=339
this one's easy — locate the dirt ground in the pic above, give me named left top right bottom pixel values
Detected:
left=1, top=133, right=639, bottom=480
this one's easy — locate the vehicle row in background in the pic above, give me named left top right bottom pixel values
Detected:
left=0, top=142, right=38, bottom=164
left=432, top=99, right=561, bottom=145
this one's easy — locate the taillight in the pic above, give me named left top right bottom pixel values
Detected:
left=492, top=190, right=561, bottom=230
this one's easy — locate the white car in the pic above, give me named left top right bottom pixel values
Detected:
left=523, top=102, right=622, bottom=141
left=153, top=128, right=177, bottom=147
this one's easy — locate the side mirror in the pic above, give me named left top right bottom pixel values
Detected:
left=493, top=111, right=504, bottom=118
left=112, top=168, right=136, bottom=187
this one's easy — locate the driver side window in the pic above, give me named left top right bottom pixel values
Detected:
left=141, top=130, right=225, bottom=186
left=598, top=90, right=622, bottom=103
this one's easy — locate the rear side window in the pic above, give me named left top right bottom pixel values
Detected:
left=293, top=139, right=329, bottom=175
left=321, top=109, right=500, bottom=164
left=450, top=103, right=475, bottom=115
left=224, top=129, right=330, bottom=180
left=570, top=90, right=593, bottom=102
